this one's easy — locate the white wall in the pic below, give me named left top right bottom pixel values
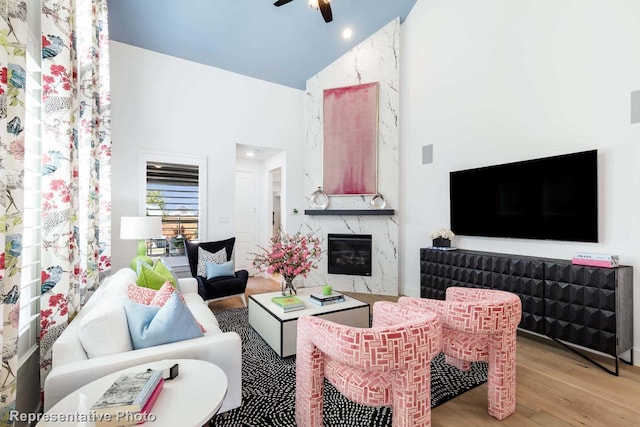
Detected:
left=110, top=42, right=305, bottom=271
left=400, top=0, right=640, bottom=363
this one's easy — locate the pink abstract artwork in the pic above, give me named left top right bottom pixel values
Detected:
left=323, top=82, right=379, bottom=195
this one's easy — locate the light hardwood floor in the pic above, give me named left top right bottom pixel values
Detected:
left=207, top=277, right=640, bottom=426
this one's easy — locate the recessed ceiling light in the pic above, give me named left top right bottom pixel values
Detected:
left=342, top=27, right=353, bottom=39
left=246, top=151, right=255, bottom=157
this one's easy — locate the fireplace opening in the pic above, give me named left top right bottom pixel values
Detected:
left=327, top=234, right=372, bottom=276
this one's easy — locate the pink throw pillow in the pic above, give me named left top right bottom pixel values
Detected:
left=126, top=282, right=207, bottom=333
left=149, top=281, right=186, bottom=307
left=127, top=283, right=156, bottom=305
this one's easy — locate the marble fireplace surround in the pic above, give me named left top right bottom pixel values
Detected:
left=304, top=214, right=398, bottom=296
left=303, top=18, right=400, bottom=296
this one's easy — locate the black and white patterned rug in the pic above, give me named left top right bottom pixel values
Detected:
left=210, top=307, right=487, bottom=426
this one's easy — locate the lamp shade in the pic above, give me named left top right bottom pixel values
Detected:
left=120, top=216, right=163, bottom=240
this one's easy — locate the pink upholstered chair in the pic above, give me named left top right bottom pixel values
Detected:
left=399, top=287, right=522, bottom=420
left=295, top=301, right=441, bottom=427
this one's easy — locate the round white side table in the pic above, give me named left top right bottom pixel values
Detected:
left=37, top=359, right=227, bottom=427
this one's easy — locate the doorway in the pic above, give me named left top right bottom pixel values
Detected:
left=235, top=144, right=285, bottom=277
left=270, top=167, right=283, bottom=238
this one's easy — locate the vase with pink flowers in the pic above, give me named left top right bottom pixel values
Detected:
left=252, top=230, right=323, bottom=295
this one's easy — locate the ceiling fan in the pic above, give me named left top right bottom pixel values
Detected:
left=274, top=0, right=333, bottom=23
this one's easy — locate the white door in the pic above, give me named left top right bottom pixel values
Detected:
left=235, top=170, right=258, bottom=274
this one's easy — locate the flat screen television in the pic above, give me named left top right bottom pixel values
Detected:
left=449, top=150, right=598, bottom=242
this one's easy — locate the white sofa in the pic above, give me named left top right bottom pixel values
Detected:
left=43, top=268, right=242, bottom=413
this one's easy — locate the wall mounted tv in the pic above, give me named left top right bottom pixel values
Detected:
left=449, top=150, right=598, bottom=242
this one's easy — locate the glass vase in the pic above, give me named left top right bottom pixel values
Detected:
left=282, top=275, right=297, bottom=296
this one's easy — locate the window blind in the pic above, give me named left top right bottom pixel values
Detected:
left=18, top=49, right=42, bottom=362
left=146, top=161, right=200, bottom=241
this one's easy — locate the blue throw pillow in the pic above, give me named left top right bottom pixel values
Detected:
left=122, top=292, right=204, bottom=349
left=206, top=260, right=235, bottom=279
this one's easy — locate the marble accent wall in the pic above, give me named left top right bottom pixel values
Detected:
left=303, top=18, right=400, bottom=296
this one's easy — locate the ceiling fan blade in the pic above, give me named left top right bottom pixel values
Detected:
left=319, top=0, right=333, bottom=23
left=273, top=0, right=294, bottom=6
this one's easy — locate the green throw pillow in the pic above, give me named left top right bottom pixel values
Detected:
left=135, top=260, right=177, bottom=290
left=153, top=259, right=178, bottom=288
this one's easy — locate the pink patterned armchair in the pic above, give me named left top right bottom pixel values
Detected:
left=399, top=287, right=522, bottom=420
left=295, top=301, right=441, bottom=427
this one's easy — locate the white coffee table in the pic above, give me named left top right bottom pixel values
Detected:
left=36, top=359, right=227, bottom=427
left=248, top=286, right=370, bottom=357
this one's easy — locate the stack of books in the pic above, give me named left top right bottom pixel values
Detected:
left=271, top=295, right=306, bottom=312
left=309, top=292, right=345, bottom=306
left=91, top=369, right=164, bottom=427
left=572, top=253, right=619, bottom=268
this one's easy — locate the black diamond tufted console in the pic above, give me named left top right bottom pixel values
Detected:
left=420, top=248, right=633, bottom=375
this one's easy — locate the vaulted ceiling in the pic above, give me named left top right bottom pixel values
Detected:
left=107, top=0, right=418, bottom=89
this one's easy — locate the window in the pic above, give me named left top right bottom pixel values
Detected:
left=140, top=152, right=207, bottom=252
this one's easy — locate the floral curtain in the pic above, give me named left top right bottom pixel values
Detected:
left=0, top=0, right=27, bottom=419
left=40, top=0, right=111, bottom=381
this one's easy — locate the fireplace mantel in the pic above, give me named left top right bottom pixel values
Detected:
left=304, top=209, right=395, bottom=216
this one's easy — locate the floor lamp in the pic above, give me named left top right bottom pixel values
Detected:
left=120, top=216, right=163, bottom=270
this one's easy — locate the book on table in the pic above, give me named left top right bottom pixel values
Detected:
left=271, top=295, right=305, bottom=312
left=572, top=253, right=619, bottom=267
left=91, top=369, right=163, bottom=416
left=309, top=294, right=345, bottom=306
left=137, top=378, right=163, bottom=419
left=94, top=378, right=164, bottom=427
left=574, top=252, right=619, bottom=261
left=309, top=292, right=344, bottom=302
